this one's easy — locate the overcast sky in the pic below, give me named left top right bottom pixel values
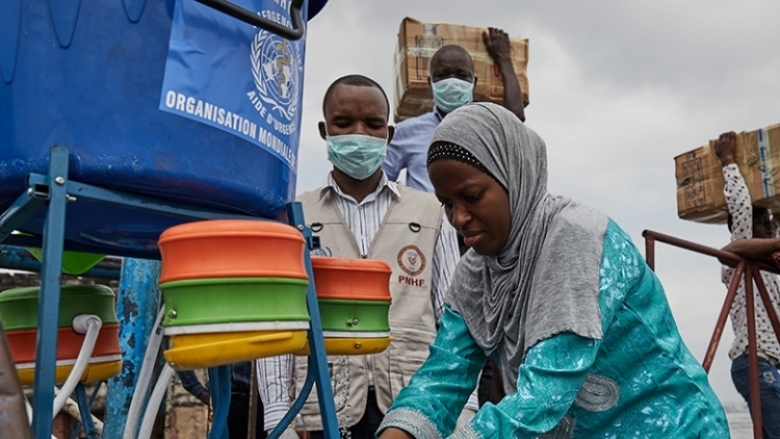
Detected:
left=292, top=0, right=780, bottom=406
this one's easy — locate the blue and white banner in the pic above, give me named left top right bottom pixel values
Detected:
left=160, top=0, right=307, bottom=173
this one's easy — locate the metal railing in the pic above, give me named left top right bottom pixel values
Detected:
left=643, top=230, right=780, bottom=438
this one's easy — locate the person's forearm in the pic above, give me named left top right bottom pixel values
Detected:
left=178, top=371, right=207, bottom=397
left=722, top=238, right=780, bottom=260
left=498, top=60, right=525, bottom=122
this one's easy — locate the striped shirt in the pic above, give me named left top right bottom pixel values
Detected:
left=721, top=163, right=780, bottom=361
left=257, top=172, right=473, bottom=432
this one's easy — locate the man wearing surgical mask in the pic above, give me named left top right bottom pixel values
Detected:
left=383, top=28, right=525, bottom=194
left=257, top=74, right=465, bottom=439
left=382, top=28, right=524, bottom=410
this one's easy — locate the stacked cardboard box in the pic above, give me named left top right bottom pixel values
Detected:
left=393, top=17, right=530, bottom=123
left=675, top=123, right=780, bottom=223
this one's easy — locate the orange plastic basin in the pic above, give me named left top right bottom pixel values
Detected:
left=6, top=324, right=121, bottom=365
left=312, top=257, right=392, bottom=301
left=158, top=220, right=308, bottom=283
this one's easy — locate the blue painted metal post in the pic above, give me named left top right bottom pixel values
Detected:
left=103, top=258, right=162, bottom=439
left=70, top=383, right=103, bottom=439
left=0, top=190, right=46, bottom=244
left=286, top=202, right=339, bottom=439
left=31, top=146, right=69, bottom=439
left=207, top=365, right=232, bottom=439
left=74, top=384, right=100, bottom=439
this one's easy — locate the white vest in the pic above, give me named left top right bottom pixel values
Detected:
left=292, top=184, right=443, bottom=430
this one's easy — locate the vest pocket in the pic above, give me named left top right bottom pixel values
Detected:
left=387, top=329, right=436, bottom=398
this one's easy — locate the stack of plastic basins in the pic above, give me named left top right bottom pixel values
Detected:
left=307, top=257, right=393, bottom=355
left=0, top=285, right=121, bottom=385
left=157, top=219, right=310, bottom=370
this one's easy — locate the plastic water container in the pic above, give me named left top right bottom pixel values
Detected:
left=157, top=219, right=311, bottom=369
left=0, top=284, right=122, bottom=384
left=0, top=0, right=327, bottom=253
left=305, top=257, right=393, bottom=355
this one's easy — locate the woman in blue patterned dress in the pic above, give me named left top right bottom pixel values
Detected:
left=377, top=103, right=729, bottom=439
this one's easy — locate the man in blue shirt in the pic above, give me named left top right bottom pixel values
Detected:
left=382, top=28, right=526, bottom=408
left=383, top=27, right=526, bottom=193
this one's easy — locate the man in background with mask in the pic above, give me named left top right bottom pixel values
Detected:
left=383, top=27, right=524, bottom=409
left=257, top=74, right=468, bottom=439
left=382, top=27, right=525, bottom=193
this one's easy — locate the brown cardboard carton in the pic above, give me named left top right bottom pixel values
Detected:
left=675, top=124, right=780, bottom=224
left=394, top=17, right=530, bottom=123
left=675, top=143, right=736, bottom=224
left=746, top=124, right=780, bottom=210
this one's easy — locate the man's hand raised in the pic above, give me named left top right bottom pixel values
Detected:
left=715, top=131, right=737, bottom=166
left=482, top=27, right=525, bottom=121
left=483, top=27, right=512, bottom=65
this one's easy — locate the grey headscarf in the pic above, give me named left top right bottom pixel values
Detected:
left=430, top=103, right=608, bottom=394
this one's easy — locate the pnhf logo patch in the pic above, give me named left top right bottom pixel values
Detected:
left=249, top=28, right=301, bottom=126
left=397, top=245, right=426, bottom=277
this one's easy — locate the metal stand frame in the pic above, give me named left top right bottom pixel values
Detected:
left=0, top=146, right=339, bottom=439
left=74, top=384, right=101, bottom=439
left=644, top=229, right=780, bottom=439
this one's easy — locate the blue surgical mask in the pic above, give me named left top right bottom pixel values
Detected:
left=431, top=78, right=474, bottom=113
left=326, top=134, right=388, bottom=180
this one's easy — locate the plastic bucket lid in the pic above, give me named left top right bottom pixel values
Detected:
left=159, top=220, right=308, bottom=283
left=0, top=284, right=118, bottom=331
left=160, top=277, right=310, bottom=327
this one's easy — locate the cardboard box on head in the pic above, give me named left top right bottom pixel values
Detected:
left=675, top=123, right=780, bottom=224
left=394, top=17, right=530, bottom=123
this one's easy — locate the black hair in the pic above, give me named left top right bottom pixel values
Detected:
left=321, top=74, right=390, bottom=118
left=430, top=45, right=474, bottom=72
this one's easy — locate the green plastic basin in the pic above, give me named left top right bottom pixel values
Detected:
left=318, top=299, right=391, bottom=333
left=160, top=278, right=310, bottom=327
left=0, top=284, right=118, bottom=331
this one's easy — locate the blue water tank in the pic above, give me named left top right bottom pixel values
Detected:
left=0, top=0, right=327, bottom=254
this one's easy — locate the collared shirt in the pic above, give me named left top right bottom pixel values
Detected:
left=382, top=110, right=444, bottom=192
left=257, top=171, right=466, bottom=431
left=721, top=163, right=780, bottom=361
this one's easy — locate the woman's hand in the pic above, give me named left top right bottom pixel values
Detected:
left=378, top=428, right=414, bottom=439
left=770, top=251, right=780, bottom=270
